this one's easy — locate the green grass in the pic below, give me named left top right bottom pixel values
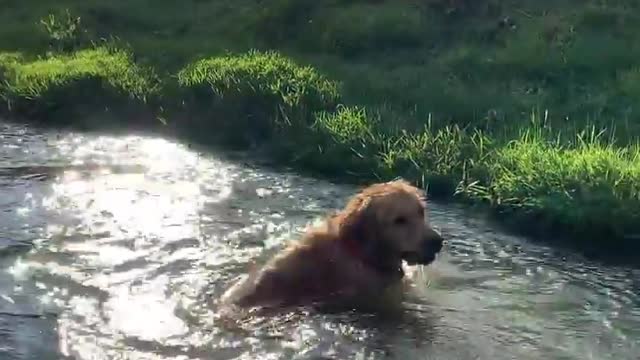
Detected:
left=1, top=0, right=640, bottom=256
left=1, top=47, right=157, bottom=99
left=2, top=0, right=640, bottom=134
left=176, top=50, right=340, bottom=119
left=301, top=107, right=640, bottom=245
left=0, top=46, right=159, bottom=122
left=175, top=50, right=340, bottom=146
left=476, top=130, right=640, bottom=240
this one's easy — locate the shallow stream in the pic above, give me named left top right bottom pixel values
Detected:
left=1, top=121, right=638, bottom=359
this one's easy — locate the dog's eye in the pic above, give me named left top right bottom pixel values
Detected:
left=394, top=216, right=408, bottom=225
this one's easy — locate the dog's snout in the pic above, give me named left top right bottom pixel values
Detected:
left=401, top=227, right=445, bottom=265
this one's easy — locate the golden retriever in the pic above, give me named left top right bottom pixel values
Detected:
left=219, top=179, right=444, bottom=312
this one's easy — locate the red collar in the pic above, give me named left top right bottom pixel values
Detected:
left=342, top=237, right=365, bottom=262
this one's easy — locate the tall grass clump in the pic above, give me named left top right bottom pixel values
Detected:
left=38, top=9, right=89, bottom=53
left=0, top=52, right=23, bottom=80
left=0, top=46, right=160, bottom=121
left=386, top=124, right=493, bottom=196
left=288, top=105, right=384, bottom=176
left=177, top=50, right=341, bottom=146
left=278, top=106, right=494, bottom=196
left=460, top=127, right=640, bottom=242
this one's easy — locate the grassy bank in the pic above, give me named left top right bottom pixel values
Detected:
left=1, top=1, right=640, bottom=257
left=5, top=1, right=640, bottom=135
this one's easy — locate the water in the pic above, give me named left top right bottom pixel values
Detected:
left=0, top=120, right=638, bottom=360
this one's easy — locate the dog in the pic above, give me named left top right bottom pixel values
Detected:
left=219, top=179, right=445, bottom=313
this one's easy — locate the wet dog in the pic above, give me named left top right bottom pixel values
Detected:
left=219, top=180, right=444, bottom=312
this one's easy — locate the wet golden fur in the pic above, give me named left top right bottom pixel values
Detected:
left=219, top=180, right=444, bottom=312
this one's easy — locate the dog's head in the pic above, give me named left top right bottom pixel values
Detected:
left=335, top=180, right=444, bottom=274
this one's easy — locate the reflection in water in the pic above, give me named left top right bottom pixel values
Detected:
left=0, top=121, right=639, bottom=360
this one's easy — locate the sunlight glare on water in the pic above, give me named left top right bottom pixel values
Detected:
left=0, top=121, right=638, bottom=360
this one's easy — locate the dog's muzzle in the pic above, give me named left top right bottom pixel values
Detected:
left=402, top=229, right=444, bottom=265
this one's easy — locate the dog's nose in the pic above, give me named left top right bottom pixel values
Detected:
left=433, top=235, right=443, bottom=253
left=424, top=228, right=444, bottom=253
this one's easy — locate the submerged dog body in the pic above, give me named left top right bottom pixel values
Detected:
left=220, top=180, right=444, bottom=311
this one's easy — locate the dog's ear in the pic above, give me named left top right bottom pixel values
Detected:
left=336, top=194, right=373, bottom=244
left=338, top=192, right=401, bottom=274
